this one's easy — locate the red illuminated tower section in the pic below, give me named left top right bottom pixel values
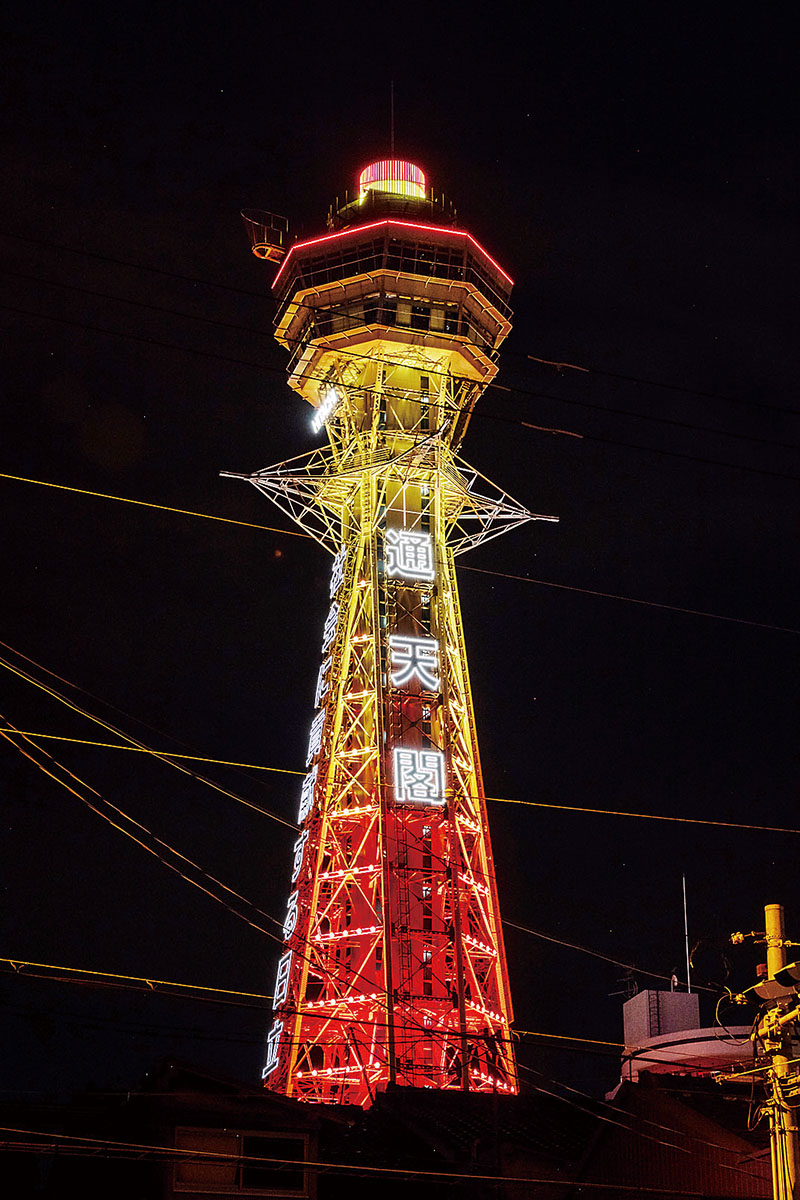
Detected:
left=228, top=160, right=557, bottom=1106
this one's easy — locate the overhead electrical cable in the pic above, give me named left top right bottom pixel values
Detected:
left=6, top=717, right=800, bottom=840
left=514, top=1062, right=767, bottom=1180
left=0, top=1124, right=725, bottom=1194
left=4, top=731, right=303, bottom=775
left=2, top=301, right=798, bottom=482
left=5, top=264, right=799, bottom=450
left=0, top=956, right=631, bottom=1054
left=0, top=231, right=269, bottom=297
left=9, top=719, right=800, bottom=843
left=5, top=636, right=723, bottom=991
left=0, top=637, right=307, bottom=810
left=0, top=700, right=718, bottom=1008
left=0, top=713, right=749, bottom=1012
left=0, top=652, right=300, bottom=831
left=0, top=713, right=435, bottom=1027
left=502, top=919, right=719, bottom=990
left=526, top=353, right=799, bottom=416
left=491, top=797, right=800, bottom=835
left=0, top=471, right=308, bottom=539
left=0, top=717, right=284, bottom=940
left=1, top=471, right=796, bottom=635
left=0, top=956, right=273, bottom=1004
left=461, top=565, right=800, bottom=635
left=3, top=228, right=796, bottom=417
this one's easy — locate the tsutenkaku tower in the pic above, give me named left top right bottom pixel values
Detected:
left=227, top=159, right=557, bottom=1107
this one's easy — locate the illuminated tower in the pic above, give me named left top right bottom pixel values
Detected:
left=228, top=160, right=556, bottom=1106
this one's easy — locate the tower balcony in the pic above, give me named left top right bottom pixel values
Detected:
left=273, top=221, right=513, bottom=403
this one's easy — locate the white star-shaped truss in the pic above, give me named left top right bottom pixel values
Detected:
left=222, top=439, right=556, bottom=556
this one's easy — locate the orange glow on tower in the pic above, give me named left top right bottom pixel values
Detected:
left=228, top=159, right=557, bottom=1106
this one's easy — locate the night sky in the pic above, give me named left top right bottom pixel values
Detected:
left=1, top=4, right=797, bottom=1101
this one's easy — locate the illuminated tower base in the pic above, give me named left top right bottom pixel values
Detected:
left=227, top=159, right=556, bottom=1106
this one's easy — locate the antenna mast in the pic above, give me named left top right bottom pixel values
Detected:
left=390, top=81, right=395, bottom=156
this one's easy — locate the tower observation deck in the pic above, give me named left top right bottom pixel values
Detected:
left=226, top=159, right=557, bottom=1106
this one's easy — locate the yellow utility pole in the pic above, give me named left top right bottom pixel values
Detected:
left=761, top=904, right=800, bottom=1200
left=726, top=904, right=800, bottom=1200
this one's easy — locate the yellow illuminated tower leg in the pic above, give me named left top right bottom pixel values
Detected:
left=225, top=160, right=557, bottom=1106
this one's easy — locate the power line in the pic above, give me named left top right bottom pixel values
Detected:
left=491, top=795, right=800, bottom=836
left=527, top=353, right=799, bottom=417
left=0, top=956, right=272, bottom=1004
left=0, top=471, right=308, bottom=539
left=0, top=701, right=762, bottom=1008
left=4, top=731, right=304, bottom=776
left=0, top=955, right=627, bottom=1052
left=461, top=565, right=800, bottom=635
left=3, top=626, right=797, bottom=1008
left=4, top=635, right=795, bottom=841
left=6, top=262, right=800, bottom=450
left=0, top=1124, right=722, bottom=1193
left=0, top=698, right=721, bottom=1003
left=3, top=299, right=799, bottom=482
left=503, top=920, right=719, bottom=992
left=0, top=231, right=268, bottom=299
left=0, top=637, right=307, bottom=809
left=0, top=718, right=284, bottom=941
left=0, top=713, right=440, bottom=1030
left=7, top=720, right=799, bottom=840
left=3, top=469, right=795, bottom=635
left=4, top=228, right=796, bottom=419
left=0, top=652, right=300, bottom=831
left=515, top=1060, right=767, bottom=1180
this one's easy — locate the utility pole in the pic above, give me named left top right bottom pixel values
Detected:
left=724, top=903, right=800, bottom=1200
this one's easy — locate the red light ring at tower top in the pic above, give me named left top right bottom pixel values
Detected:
left=359, top=159, right=426, bottom=199
left=272, top=219, right=513, bottom=289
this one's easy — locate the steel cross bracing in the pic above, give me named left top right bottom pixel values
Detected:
left=221, top=418, right=554, bottom=557
left=228, top=194, right=556, bottom=1106
left=227, top=379, right=552, bottom=1103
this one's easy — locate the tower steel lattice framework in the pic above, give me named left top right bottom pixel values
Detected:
left=227, top=160, right=557, bottom=1107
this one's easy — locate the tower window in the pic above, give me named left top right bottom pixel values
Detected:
left=411, top=303, right=431, bottom=331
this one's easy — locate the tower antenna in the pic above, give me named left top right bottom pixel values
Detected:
left=390, top=81, right=395, bottom=156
